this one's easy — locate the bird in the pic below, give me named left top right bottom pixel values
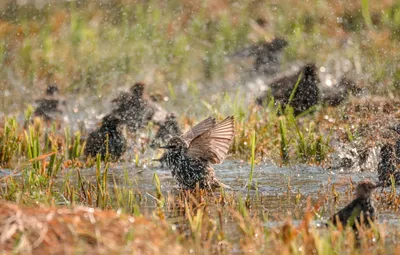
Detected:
left=158, top=116, right=234, bottom=190
left=377, top=125, right=400, bottom=186
left=33, top=85, right=65, bottom=122
left=390, top=124, right=400, bottom=136
left=321, top=76, right=358, bottom=107
left=111, top=91, right=131, bottom=110
left=392, top=125, right=400, bottom=162
left=150, top=113, right=182, bottom=149
left=111, top=82, right=147, bottom=131
left=329, top=179, right=381, bottom=229
left=232, top=37, right=288, bottom=75
left=233, top=38, right=288, bottom=75
left=256, top=63, right=320, bottom=116
left=84, top=114, right=127, bottom=161
left=111, top=82, right=168, bottom=132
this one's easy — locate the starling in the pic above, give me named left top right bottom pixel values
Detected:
left=33, top=85, right=64, bottom=122
left=329, top=180, right=381, bottom=229
left=392, top=124, right=400, bottom=160
left=377, top=125, right=400, bottom=186
left=112, top=83, right=146, bottom=131
left=150, top=113, right=182, bottom=149
left=256, top=63, right=320, bottom=116
left=112, top=82, right=168, bottom=132
left=321, top=76, right=358, bottom=107
left=111, top=91, right=131, bottom=110
left=390, top=124, right=400, bottom=135
left=84, top=114, right=127, bottom=161
left=232, top=38, right=288, bottom=75
left=159, top=116, right=234, bottom=190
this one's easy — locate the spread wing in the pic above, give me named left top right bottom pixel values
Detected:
left=182, top=117, right=216, bottom=143
left=187, top=116, right=234, bottom=164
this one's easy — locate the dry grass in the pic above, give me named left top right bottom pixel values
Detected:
left=0, top=201, right=183, bottom=254
left=1, top=195, right=400, bottom=254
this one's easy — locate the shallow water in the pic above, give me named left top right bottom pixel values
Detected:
left=3, top=157, right=400, bottom=250
left=75, top=160, right=398, bottom=225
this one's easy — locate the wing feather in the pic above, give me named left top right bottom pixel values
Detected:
left=182, top=117, right=216, bottom=142
left=187, top=116, right=234, bottom=164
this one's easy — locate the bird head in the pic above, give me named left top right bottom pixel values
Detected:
left=166, top=113, right=177, bottom=121
left=159, top=137, right=187, bottom=152
left=46, top=85, right=59, bottom=96
left=270, top=37, right=288, bottom=51
left=130, top=82, right=145, bottom=98
left=355, top=179, right=380, bottom=199
left=101, top=114, right=123, bottom=129
left=303, top=63, right=317, bottom=77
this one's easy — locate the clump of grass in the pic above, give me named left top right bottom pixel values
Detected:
left=153, top=172, right=165, bottom=209
left=246, top=130, right=256, bottom=206
left=95, top=154, right=110, bottom=209
left=361, top=0, right=373, bottom=28
left=233, top=101, right=331, bottom=165
left=0, top=117, right=21, bottom=168
left=279, top=117, right=289, bottom=165
left=24, top=126, right=43, bottom=171
left=64, top=128, right=85, bottom=160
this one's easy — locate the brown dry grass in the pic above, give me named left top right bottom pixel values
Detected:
left=0, top=200, right=182, bottom=255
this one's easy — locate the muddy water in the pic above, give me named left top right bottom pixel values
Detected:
left=70, top=160, right=400, bottom=250
left=77, top=160, right=398, bottom=226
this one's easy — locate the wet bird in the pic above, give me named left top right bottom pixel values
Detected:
left=111, top=91, right=131, bottom=110
left=321, top=76, right=358, bottom=107
left=150, top=113, right=182, bottom=149
left=256, top=63, right=320, bottom=116
left=390, top=124, right=400, bottom=136
left=329, top=179, right=381, bottom=229
left=377, top=125, right=400, bottom=186
left=232, top=37, right=288, bottom=76
left=84, top=114, right=127, bottom=161
left=33, top=85, right=64, bottom=122
left=112, top=83, right=147, bottom=131
left=159, top=116, right=234, bottom=190
left=112, top=82, right=168, bottom=132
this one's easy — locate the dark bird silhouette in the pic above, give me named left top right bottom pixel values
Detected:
left=84, top=114, right=127, bottom=161
left=378, top=125, right=400, bottom=186
left=390, top=124, right=400, bottom=135
left=159, top=116, right=234, bottom=190
left=150, top=113, right=182, bottom=149
left=33, top=85, right=64, bottom=122
left=321, top=76, right=358, bottom=107
left=232, top=38, right=288, bottom=75
left=111, top=91, right=131, bottom=111
left=329, top=180, right=381, bottom=229
left=256, top=63, right=320, bottom=116
left=112, top=82, right=168, bottom=132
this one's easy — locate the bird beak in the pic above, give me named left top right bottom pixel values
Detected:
left=152, top=158, right=162, bottom=162
left=159, top=145, right=172, bottom=149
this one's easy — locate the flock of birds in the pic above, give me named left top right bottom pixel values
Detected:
left=30, top=37, right=400, bottom=232
left=232, top=38, right=361, bottom=115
